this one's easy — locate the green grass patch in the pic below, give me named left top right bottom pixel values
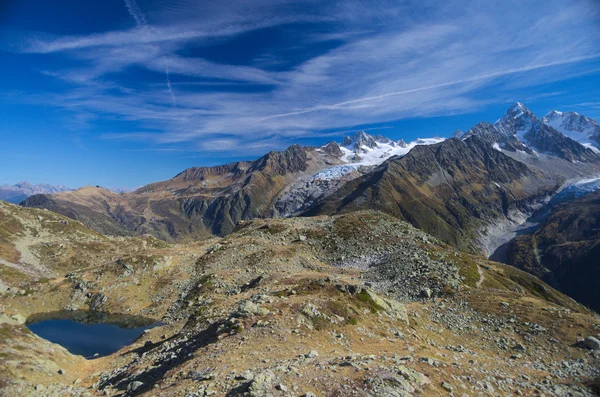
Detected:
left=356, top=289, right=384, bottom=313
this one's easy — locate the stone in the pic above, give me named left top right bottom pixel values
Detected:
left=10, top=314, right=26, bottom=324
left=248, top=372, right=274, bottom=396
left=396, top=365, right=430, bottom=386
left=276, top=383, right=288, bottom=392
left=235, top=300, right=270, bottom=317
left=513, top=343, right=526, bottom=352
left=57, top=369, right=65, bottom=375
left=127, top=381, right=144, bottom=392
left=305, top=350, right=319, bottom=359
left=364, top=290, right=409, bottom=325
left=582, top=336, right=600, bottom=350
left=441, top=381, right=453, bottom=392
left=235, top=370, right=254, bottom=381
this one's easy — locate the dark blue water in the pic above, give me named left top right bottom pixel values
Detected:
left=26, top=311, right=160, bottom=358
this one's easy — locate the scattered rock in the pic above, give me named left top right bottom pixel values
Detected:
left=513, top=343, right=526, bottom=352
left=235, top=370, right=254, bottom=381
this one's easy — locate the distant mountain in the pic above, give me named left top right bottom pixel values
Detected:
left=543, top=110, right=600, bottom=151
left=491, top=102, right=599, bottom=162
left=22, top=145, right=347, bottom=240
left=335, top=130, right=440, bottom=165
left=104, top=186, right=138, bottom=194
left=0, top=182, right=70, bottom=204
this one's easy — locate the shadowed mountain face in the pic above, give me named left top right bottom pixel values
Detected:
left=21, top=145, right=345, bottom=240
left=505, top=189, right=600, bottom=312
left=302, top=136, right=561, bottom=252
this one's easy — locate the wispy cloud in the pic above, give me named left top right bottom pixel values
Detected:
left=4, top=0, right=600, bottom=154
left=165, top=62, right=176, bottom=107
left=124, top=0, right=148, bottom=27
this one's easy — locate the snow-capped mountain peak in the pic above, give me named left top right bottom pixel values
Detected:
left=341, top=131, right=379, bottom=151
left=494, top=102, right=537, bottom=140
left=452, top=129, right=464, bottom=139
left=334, top=131, right=443, bottom=166
left=457, top=103, right=599, bottom=162
left=542, top=109, right=600, bottom=152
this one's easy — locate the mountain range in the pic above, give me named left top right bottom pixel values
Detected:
left=0, top=182, right=71, bottom=204
left=20, top=103, right=600, bottom=249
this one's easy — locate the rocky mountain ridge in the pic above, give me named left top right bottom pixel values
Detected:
left=22, top=145, right=346, bottom=241
left=302, top=135, right=560, bottom=252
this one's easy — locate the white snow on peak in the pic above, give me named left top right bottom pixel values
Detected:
left=336, top=131, right=444, bottom=167
left=542, top=110, right=600, bottom=152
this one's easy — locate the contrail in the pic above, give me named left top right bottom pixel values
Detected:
left=123, top=0, right=176, bottom=108
left=124, top=0, right=147, bottom=27
left=166, top=62, right=177, bottom=107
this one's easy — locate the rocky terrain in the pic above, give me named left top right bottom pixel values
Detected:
left=504, top=189, right=600, bottom=312
left=1, top=204, right=599, bottom=396
left=8, top=104, right=600, bottom=397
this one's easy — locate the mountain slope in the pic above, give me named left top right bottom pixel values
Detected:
left=302, top=137, right=560, bottom=253
left=505, top=189, right=600, bottom=312
left=22, top=145, right=345, bottom=240
left=1, top=210, right=598, bottom=396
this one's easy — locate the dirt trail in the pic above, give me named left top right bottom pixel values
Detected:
left=476, top=264, right=485, bottom=288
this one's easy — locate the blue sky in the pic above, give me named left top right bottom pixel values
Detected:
left=1, top=0, right=600, bottom=188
